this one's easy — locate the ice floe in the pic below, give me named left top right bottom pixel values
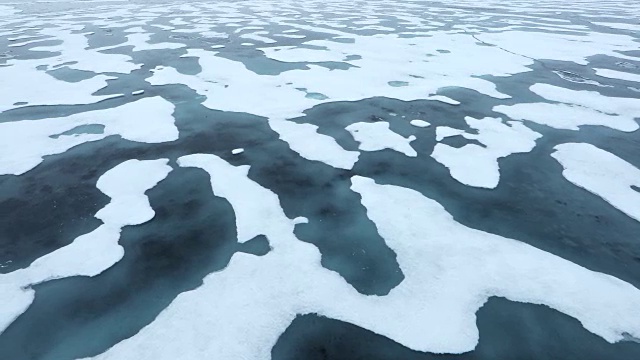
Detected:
left=594, top=68, right=640, bottom=83
left=409, top=119, right=431, bottom=128
left=431, top=117, right=541, bottom=188
left=0, top=60, right=117, bottom=113
left=0, top=159, right=171, bottom=334
left=494, top=84, right=640, bottom=131
left=552, top=143, right=640, bottom=222
left=476, top=30, right=640, bottom=65
left=29, top=27, right=141, bottom=74
left=0, top=97, right=178, bottom=175
left=346, top=121, right=417, bottom=157
left=269, top=120, right=359, bottom=170
left=3, top=1, right=640, bottom=357
left=81, top=161, right=640, bottom=359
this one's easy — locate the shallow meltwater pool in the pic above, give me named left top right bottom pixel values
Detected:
left=1, top=0, right=640, bottom=359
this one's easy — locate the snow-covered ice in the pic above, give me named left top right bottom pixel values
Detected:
left=552, top=143, right=640, bottom=222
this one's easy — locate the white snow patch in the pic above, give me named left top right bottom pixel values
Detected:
left=494, top=84, right=640, bottom=132
left=477, top=29, right=640, bottom=65
left=346, top=121, right=417, bottom=157
left=292, top=216, right=309, bottom=225
left=0, top=60, right=117, bottom=113
left=0, top=97, right=178, bottom=175
left=0, top=159, right=171, bottom=334
left=431, top=117, right=541, bottom=188
left=29, top=27, right=141, bottom=74
left=7, top=39, right=47, bottom=47
left=410, top=119, right=430, bottom=128
left=231, top=148, right=244, bottom=155
left=594, top=68, right=640, bottom=83
left=435, top=126, right=467, bottom=141
left=83, top=167, right=640, bottom=359
left=592, top=21, right=640, bottom=32
left=426, top=95, right=461, bottom=105
left=552, top=143, right=640, bottom=222
left=269, top=120, right=359, bottom=170
left=240, top=32, right=277, bottom=44
left=494, top=102, right=639, bottom=131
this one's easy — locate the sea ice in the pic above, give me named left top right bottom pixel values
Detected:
left=431, top=117, right=541, bottom=188
left=346, top=121, right=417, bottom=157
left=552, top=143, right=640, bottom=222
left=0, top=97, right=178, bottom=175
left=0, top=159, right=171, bottom=334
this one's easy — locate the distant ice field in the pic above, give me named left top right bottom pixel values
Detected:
left=0, top=0, right=639, bottom=359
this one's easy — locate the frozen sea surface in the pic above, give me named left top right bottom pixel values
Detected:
left=1, top=0, right=640, bottom=359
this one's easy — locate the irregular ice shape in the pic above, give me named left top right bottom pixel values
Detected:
left=494, top=102, right=639, bottom=131
left=30, top=27, right=141, bottom=74
left=147, top=52, right=320, bottom=119
left=99, top=33, right=186, bottom=52
left=477, top=30, right=640, bottom=65
left=341, top=176, right=640, bottom=351
left=147, top=30, right=522, bottom=121
left=435, top=126, right=467, bottom=141
left=0, top=97, right=178, bottom=175
left=85, top=170, right=640, bottom=359
left=551, top=143, right=640, bottom=222
left=269, top=120, right=359, bottom=170
left=594, top=68, right=640, bottom=83
left=531, top=83, right=640, bottom=120
left=82, top=154, right=355, bottom=360
left=494, top=83, right=640, bottom=132
left=0, top=159, right=171, bottom=334
left=240, top=32, right=277, bottom=44
left=346, top=121, right=417, bottom=157
left=431, top=117, right=541, bottom=188
left=0, top=60, right=117, bottom=113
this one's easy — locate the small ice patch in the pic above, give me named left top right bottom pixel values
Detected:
left=427, top=95, right=460, bottom=105
left=232, top=148, right=244, bottom=155
left=594, top=68, right=640, bottom=83
left=292, top=217, right=309, bottom=225
left=269, top=120, right=359, bottom=170
left=552, top=143, right=640, bottom=222
left=346, top=121, right=417, bottom=157
left=132, top=90, right=144, bottom=95
left=410, top=119, right=430, bottom=128
left=431, top=117, right=541, bottom=188
left=494, top=83, right=640, bottom=132
left=435, top=126, right=466, bottom=141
